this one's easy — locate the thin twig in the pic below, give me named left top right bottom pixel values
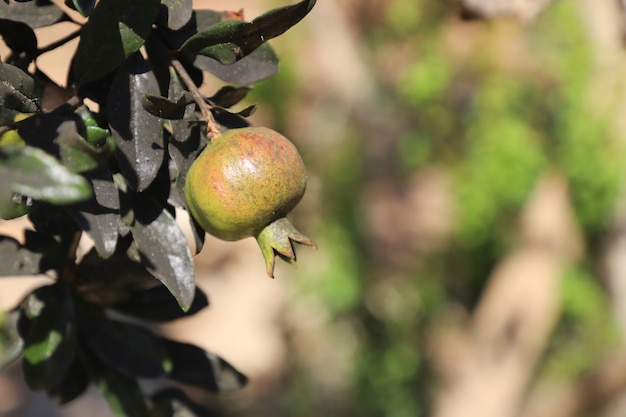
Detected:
left=170, top=59, right=221, bottom=140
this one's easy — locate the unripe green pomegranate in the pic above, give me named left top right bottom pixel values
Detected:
left=184, top=126, right=316, bottom=277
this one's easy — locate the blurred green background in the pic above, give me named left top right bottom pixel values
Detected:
left=239, top=0, right=626, bottom=416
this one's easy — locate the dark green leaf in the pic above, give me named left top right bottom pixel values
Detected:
left=66, top=166, right=120, bottom=258
left=0, top=145, right=92, bottom=205
left=0, top=0, right=65, bottom=28
left=21, top=283, right=77, bottom=390
left=80, top=315, right=172, bottom=378
left=0, top=310, right=23, bottom=371
left=111, top=285, right=208, bottom=322
left=17, top=111, right=114, bottom=173
left=67, top=0, right=95, bottom=16
left=129, top=195, right=195, bottom=311
left=155, top=9, right=220, bottom=51
left=82, top=349, right=150, bottom=417
left=47, top=353, right=89, bottom=404
left=178, top=0, right=316, bottom=63
left=207, top=85, right=251, bottom=108
left=151, top=388, right=218, bottom=417
left=0, top=18, right=37, bottom=55
left=163, top=339, right=247, bottom=393
left=72, top=0, right=160, bottom=85
left=108, top=53, right=164, bottom=191
left=158, top=0, right=192, bottom=30
left=141, top=92, right=194, bottom=120
left=0, top=62, right=38, bottom=124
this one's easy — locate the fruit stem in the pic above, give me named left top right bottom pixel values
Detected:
left=170, top=59, right=221, bottom=141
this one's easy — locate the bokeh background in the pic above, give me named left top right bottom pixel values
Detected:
left=3, top=0, right=626, bottom=416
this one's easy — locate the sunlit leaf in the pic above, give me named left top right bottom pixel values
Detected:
left=108, top=53, right=164, bottom=191
left=0, top=62, right=38, bottom=124
left=178, top=0, right=316, bottom=64
left=0, top=145, right=91, bottom=205
left=129, top=194, right=195, bottom=311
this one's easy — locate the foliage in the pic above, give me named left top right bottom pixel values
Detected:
left=0, top=0, right=315, bottom=415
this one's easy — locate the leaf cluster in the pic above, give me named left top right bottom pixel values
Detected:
left=0, top=0, right=316, bottom=415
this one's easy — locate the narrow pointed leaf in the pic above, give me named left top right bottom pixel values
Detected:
left=108, top=53, right=164, bottom=191
left=207, top=85, right=251, bottom=108
left=212, top=104, right=256, bottom=118
left=129, top=195, right=195, bottom=310
left=73, top=0, right=160, bottom=84
left=178, top=0, right=316, bottom=63
left=141, top=92, right=194, bottom=120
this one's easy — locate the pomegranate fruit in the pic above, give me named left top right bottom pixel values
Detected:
left=184, top=126, right=316, bottom=277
